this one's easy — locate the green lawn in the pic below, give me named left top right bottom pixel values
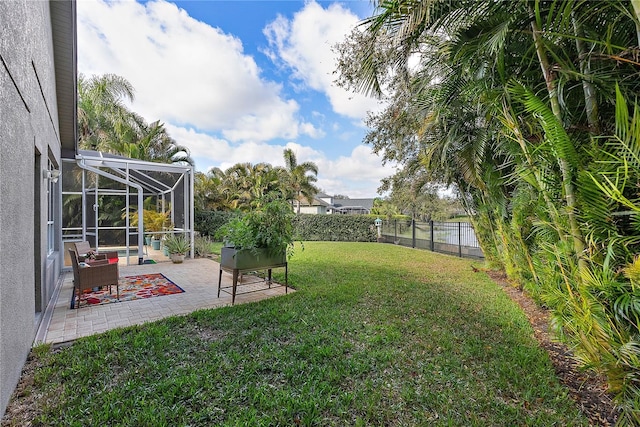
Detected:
left=9, top=242, right=586, bottom=426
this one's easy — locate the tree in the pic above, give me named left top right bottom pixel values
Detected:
left=335, top=0, right=640, bottom=418
left=78, top=74, right=193, bottom=165
left=78, top=73, right=136, bottom=151
left=283, top=148, right=319, bottom=214
left=370, top=198, right=400, bottom=220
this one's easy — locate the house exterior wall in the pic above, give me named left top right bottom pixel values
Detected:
left=299, top=206, right=326, bottom=215
left=0, top=1, right=65, bottom=415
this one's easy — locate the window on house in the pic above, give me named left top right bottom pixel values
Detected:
left=47, top=158, right=57, bottom=255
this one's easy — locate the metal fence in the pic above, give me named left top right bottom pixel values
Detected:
left=379, top=219, right=484, bottom=259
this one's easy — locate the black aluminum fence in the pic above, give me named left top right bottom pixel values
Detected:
left=379, top=219, right=484, bottom=259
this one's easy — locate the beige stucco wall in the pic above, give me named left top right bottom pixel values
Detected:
left=299, top=206, right=327, bottom=215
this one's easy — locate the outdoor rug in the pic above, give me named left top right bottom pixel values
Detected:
left=72, top=273, right=184, bottom=308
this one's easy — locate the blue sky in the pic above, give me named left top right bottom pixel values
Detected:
left=77, top=0, right=396, bottom=197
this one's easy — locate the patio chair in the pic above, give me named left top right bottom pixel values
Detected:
left=74, top=241, right=119, bottom=265
left=69, top=249, right=120, bottom=309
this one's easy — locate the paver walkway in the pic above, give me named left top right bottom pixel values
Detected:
left=35, top=258, right=291, bottom=345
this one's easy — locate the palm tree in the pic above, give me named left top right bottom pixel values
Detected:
left=283, top=148, right=319, bottom=214
left=78, top=73, right=136, bottom=151
left=131, top=120, right=193, bottom=165
left=78, top=73, right=193, bottom=165
left=336, top=0, right=640, bottom=416
left=195, top=170, right=225, bottom=211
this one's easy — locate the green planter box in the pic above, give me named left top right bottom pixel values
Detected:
left=220, top=247, right=286, bottom=270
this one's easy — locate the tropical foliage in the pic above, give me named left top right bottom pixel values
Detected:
left=78, top=73, right=193, bottom=165
left=195, top=149, right=319, bottom=212
left=194, top=210, right=378, bottom=242
left=336, top=0, right=640, bottom=420
left=292, top=214, right=377, bottom=242
left=216, top=196, right=297, bottom=258
left=283, top=148, right=320, bottom=214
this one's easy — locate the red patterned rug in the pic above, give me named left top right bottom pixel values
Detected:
left=72, top=273, right=184, bottom=308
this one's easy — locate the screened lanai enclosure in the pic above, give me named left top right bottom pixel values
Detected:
left=61, top=150, right=194, bottom=266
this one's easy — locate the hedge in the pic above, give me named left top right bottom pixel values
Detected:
left=195, top=210, right=378, bottom=242
left=194, top=210, right=239, bottom=237
left=292, top=214, right=377, bottom=242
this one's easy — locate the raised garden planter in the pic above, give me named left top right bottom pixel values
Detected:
left=220, top=246, right=286, bottom=270
left=218, top=246, right=288, bottom=304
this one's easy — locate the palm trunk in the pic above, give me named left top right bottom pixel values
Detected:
left=530, top=14, right=586, bottom=269
left=632, top=0, right=640, bottom=46
left=572, top=11, right=600, bottom=134
left=501, top=101, right=564, bottom=237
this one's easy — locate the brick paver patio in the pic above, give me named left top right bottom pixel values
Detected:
left=35, top=258, right=291, bottom=345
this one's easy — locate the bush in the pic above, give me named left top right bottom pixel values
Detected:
left=195, top=210, right=238, bottom=237
left=196, top=211, right=379, bottom=243
left=216, top=199, right=296, bottom=257
left=194, top=235, right=216, bottom=257
left=293, top=214, right=377, bottom=242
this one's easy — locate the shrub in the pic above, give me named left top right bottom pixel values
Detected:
left=293, top=214, right=377, bottom=242
left=196, top=211, right=379, bottom=243
left=216, top=199, right=296, bottom=258
left=195, top=210, right=238, bottom=237
left=194, top=235, right=216, bottom=257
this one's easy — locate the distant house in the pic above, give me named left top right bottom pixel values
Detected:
left=296, top=193, right=375, bottom=215
left=296, top=195, right=333, bottom=215
left=1, top=0, right=76, bottom=416
left=331, top=198, right=375, bottom=215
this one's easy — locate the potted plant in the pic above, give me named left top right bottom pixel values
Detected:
left=163, top=234, right=191, bottom=263
left=127, top=209, right=172, bottom=250
left=216, top=197, right=296, bottom=270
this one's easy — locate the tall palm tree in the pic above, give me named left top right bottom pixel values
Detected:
left=132, top=120, right=193, bottom=165
left=78, top=74, right=193, bottom=165
left=78, top=73, right=136, bottom=151
left=283, top=148, right=319, bottom=214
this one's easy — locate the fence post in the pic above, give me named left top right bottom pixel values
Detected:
left=430, top=220, right=434, bottom=252
left=394, top=219, right=397, bottom=243
left=412, top=218, right=416, bottom=248
left=458, top=222, right=462, bottom=257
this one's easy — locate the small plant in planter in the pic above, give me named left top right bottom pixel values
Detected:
left=216, top=197, right=297, bottom=269
left=163, top=234, right=191, bottom=263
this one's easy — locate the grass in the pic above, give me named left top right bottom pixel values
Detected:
left=7, top=242, right=587, bottom=426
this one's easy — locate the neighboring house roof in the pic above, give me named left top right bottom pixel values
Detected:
left=332, top=198, right=375, bottom=210
left=298, top=195, right=377, bottom=214
left=297, top=196, right=333, bottom=208
left=312, top=197, right=333, bottom=208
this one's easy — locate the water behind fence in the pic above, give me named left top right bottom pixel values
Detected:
left=379, top=219, right=484, bottom=259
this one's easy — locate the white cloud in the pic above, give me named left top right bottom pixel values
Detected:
left=263, top=1, right=382, bottom=120
left=316, top=145, right=396, bottom=197
left=77, top=0, right=393, bottom=197
left=77, top=0, right=320, bottom=142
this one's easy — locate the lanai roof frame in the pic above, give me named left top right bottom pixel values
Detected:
left=66, top=150, right=194, bottom=266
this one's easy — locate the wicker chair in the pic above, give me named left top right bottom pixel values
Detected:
left=69, top=249, right=120, bottom=309
left=74, top=241, right=119, bottom=264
